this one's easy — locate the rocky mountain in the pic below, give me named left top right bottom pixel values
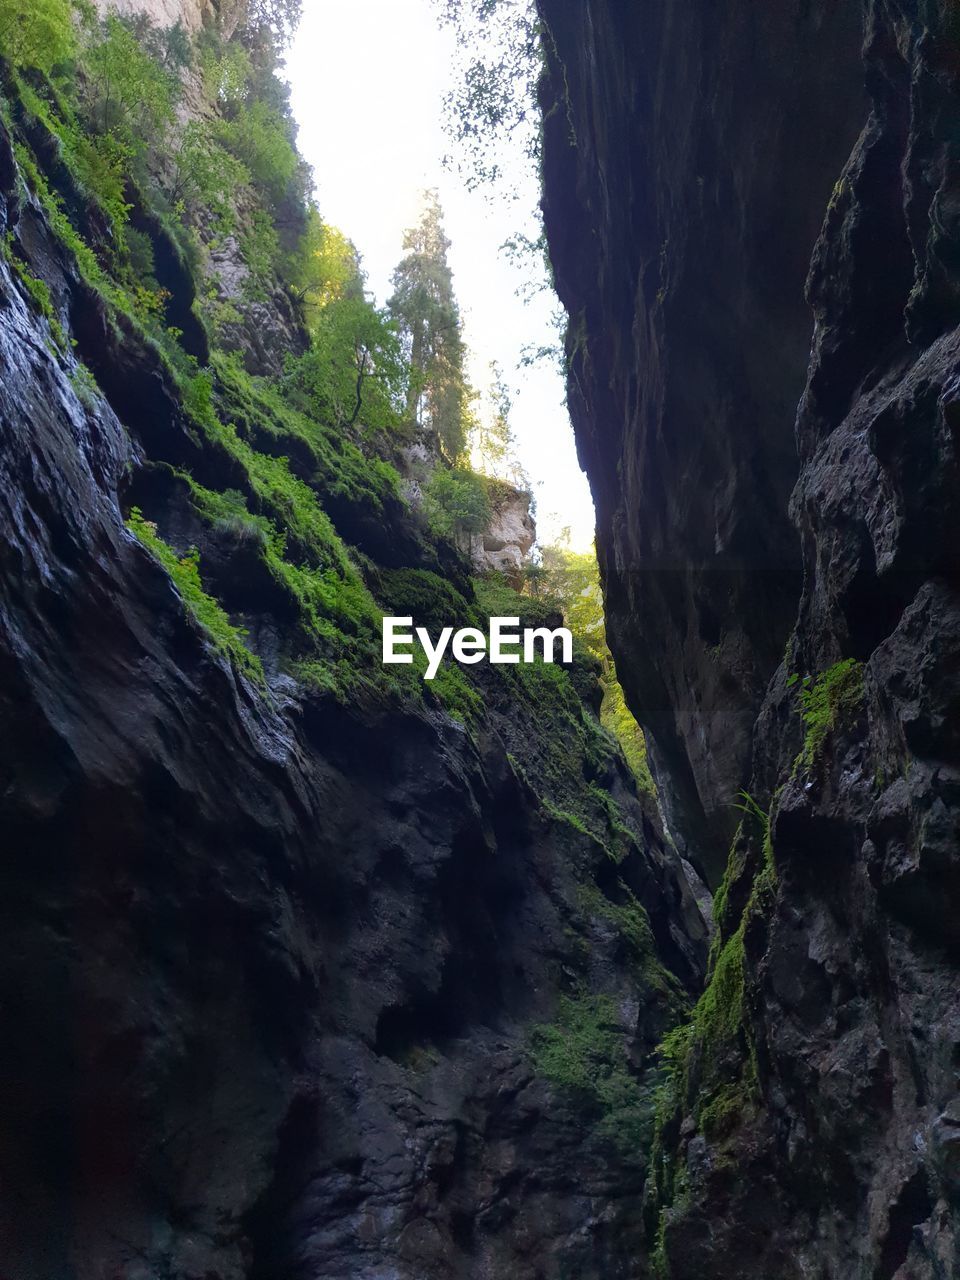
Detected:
left=5, top=0, right=956, bottom=1272
left=0, top=2, right=705, bottom=1276
left=539, top=0, right=960, bottom=1275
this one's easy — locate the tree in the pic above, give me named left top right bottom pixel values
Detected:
left=285, top=295, right=406, bottom=433
left=388, top=190, right=472, bottom=460
left=423, top=467, right=492, bottom=547
left=245, top=0, right=303, bottom=51
left=0, top=0, right=75, bottom=74
left=289, top=210, right=359, bottom=315
left=83, top=15, right=179, bottom=150
left=171, top=120, right=251, bottom=237
left=439, top=0, right=541, bottom=191
left=472, top=360, right=528, bottom=487
left=216, top=99, right=301, bottom=206
left=282, top=212, right=405, bottom=431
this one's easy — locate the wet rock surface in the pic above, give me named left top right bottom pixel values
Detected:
left=539, top=0, right=960, bottom=1274
left=0, top=101, right=706, bottom=1280
left=538, top=0, right=866, bottom=883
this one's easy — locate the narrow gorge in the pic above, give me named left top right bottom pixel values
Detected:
left=0, top=0, right=957, bottom=1278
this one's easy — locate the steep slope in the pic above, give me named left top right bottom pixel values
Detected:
left=540, top=0, right=960, bottom=1275
left=0, top=9, right=706, bottom=1279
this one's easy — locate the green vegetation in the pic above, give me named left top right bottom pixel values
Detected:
left=0, top=0, right=655, bottom=805
left=388, top=190, right=473, bottom=460
left=126, top=507, right=263, bottom=684
left=534, top=541, right=655, bottom=795
left=422, top=467, right=492, bottom=544
left=68, top=361, right=99, bottom=408
left=530, top=993, right=657, bottom=1158
left=648, top=788, right=781, bottom=1250
left=796, top=658, right=864, bottom=770
left=0, top=0, right=75, bottom=75
left=2, top=233, right=68, bottom=349
left=1, top=13, right=710, bottom=1229
left=217, top=99, right=301, bottom=205
left=286, top=294, right=406, bottom=433
left=83, top=14, right=182, bottom=149
left=173, top=121, right=251, bottom=241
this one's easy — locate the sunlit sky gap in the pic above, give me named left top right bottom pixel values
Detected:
left=285, top=0, right=595, bottom=550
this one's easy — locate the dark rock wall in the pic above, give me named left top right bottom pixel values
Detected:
left=539, top=0, right=866, bottom=882
left=540, top=0, right=960, bottom=1275
left=0, top=97, right=706, bottom=1280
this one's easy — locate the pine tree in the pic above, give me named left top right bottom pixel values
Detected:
left=473, top=360, right=529, bottom=487
left=388, top=190, right=470, bottom=460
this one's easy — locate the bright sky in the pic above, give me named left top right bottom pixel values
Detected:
left=285, top=0, right=595, bottom=550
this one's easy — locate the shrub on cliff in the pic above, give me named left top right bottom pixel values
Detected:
left=217, top=99, right=301, bottom=206
left=422, top=467, right=492, bottom=546
left=83, top=15, right=180, bottom=150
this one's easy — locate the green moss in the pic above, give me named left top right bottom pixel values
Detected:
left=695, top=925, right=749, bottom=1064
left=421, top=659, right=484, bottom=725
left=649, top=789, right=782, bottom=1184
left=68, top=361, right=99, bottom=408
left=181, top=474, right=394, bottom=694
left=377, top=567, right=473, bottom=631
left=11, top=137, right=180, bottom=361
left=650, top=1211, right=671, bottom=1280
left=541, top=799, right=593, bottom=837
left=126, top=506, right=263, bottom=683
left=698, top=1079, right=753, bottom=1141
left=211, top=352, right=402, bottom=514
left=796, top=658, right=864, bottom=770
left=578, top=882, right=688, bottom=1014
left=3, top=234, right=68, bottom=350
left=472, top=574, right=562, bottom=630
left=529, top=993, right=656, bottom=1159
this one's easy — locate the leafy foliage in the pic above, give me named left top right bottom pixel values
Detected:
left=82, top=15, right=180, bottom=151
left=244, top=0, right=303, bottom=50
left=217, top=98, right=301, bottom=206
left=388, top=190, right=472, bottom=458
left=0, top=0, right=75, bottom=73
left=439, top=0, right=542, bottom=191
left=422, top=467, right=492, bottom=544
left=3, top=233, right=68, bottom=349
left=286, top=296, right=406, bottom=431
left=200, top=40, right=252, bottom=108
left=172, top=121, right=251, bottom=238
left=288, top=209, right=358, bottom=313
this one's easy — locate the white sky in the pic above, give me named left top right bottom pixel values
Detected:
left=285, top=0, right=595, bottom=550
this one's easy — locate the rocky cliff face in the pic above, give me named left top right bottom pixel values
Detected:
left=0, top=25, right=707, bottom=1280
left=540, top=0, right=960, bottom=1275
left=539, top=0, right=867, bottom=883
left=94, top=0, right=236, bottom=35
left=469, top=481, right=536, bottom=576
